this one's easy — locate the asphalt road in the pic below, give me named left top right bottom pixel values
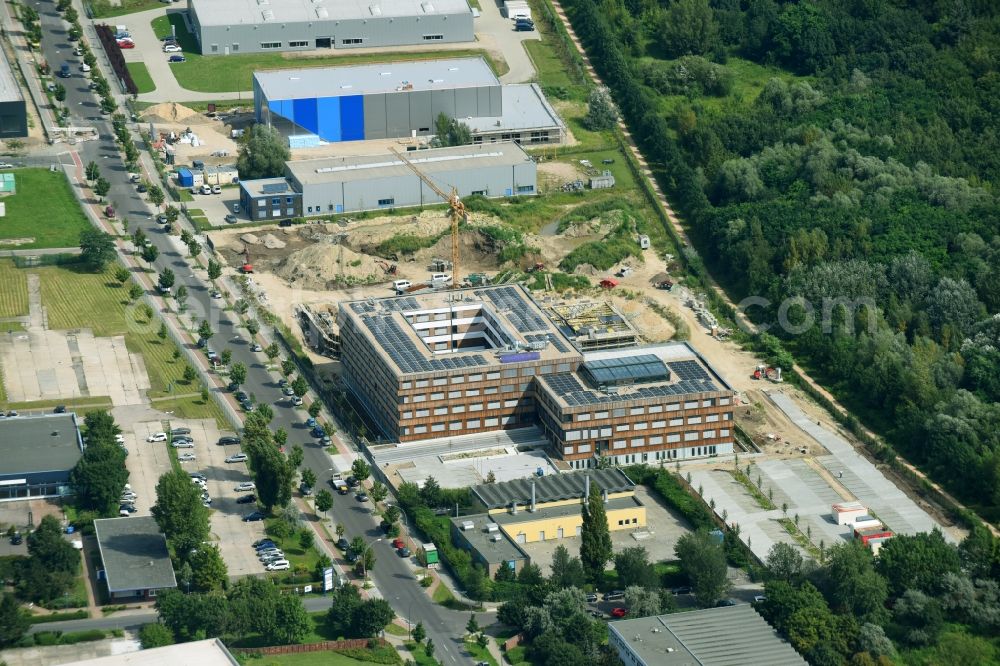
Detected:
left=35, top=4, right=476, bottom=661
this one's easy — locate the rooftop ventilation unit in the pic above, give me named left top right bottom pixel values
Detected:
left=461, top=520, right=475, bottom=531
left=421, top=1, right=435, bottom=11
left=490, top=534, right=503, bottom=542
left=485, top=523, right=499, bottom=533
left=316, top=7, right=328, bottom=17
left=261, top=9, right=274, bottom=20
left=369, top=4, right=382, bottom=15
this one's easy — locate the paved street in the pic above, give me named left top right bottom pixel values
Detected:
left=29, top=3, right=480, bottom=660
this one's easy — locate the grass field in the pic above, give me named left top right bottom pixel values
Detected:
left=0, top=169, right=92, bottom=249
left=263, top=517, right=323, bottom=576
left=0, top=260, right=28, bottom=318
left=32, top=264, right=226, bottom=423
left=125, top=62, right=156, bottom=94
left=89, top=0, right=164, bottom=18
left=465, top=640, right=498, bottom=666
left=405, top=641, right=439, bottom=666
left=150, top=14, right=508, bottom=93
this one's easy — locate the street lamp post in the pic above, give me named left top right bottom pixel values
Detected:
left=361, top=538, right=382, bottom=582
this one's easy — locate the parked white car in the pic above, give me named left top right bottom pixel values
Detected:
left=146, top=432, right=167, bottom=442
left=172, top=441, right=194, bottom=449
left=265, top=560, right=290, bottom=571
left=225, top=453, right=248, bottom=463
left=178, top=452, right=196, bottom=462
left=163, top=44, right=182, bottom=53
left=234, top=482, right=255, bottom=492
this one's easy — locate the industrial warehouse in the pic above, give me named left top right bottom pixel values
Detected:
left=187, top=0, right=474, bottom=55
left=337, top=284, right=736, bottom=467
left=252, top=57, right=564, bottom=146
left=0, top=414, right=83, bottom=500
left=238, top=142, right=536, bottom=218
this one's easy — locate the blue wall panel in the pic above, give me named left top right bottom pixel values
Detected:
left=339, top=95, right=365, bottom=141
left=317, top=96, right=341, bottom=142
left=268, top=99, right=293, bottom=122
left=292, top=98, right=318, bottom=134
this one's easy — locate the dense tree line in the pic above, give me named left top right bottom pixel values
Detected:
left=70, top=410, right=129, bottom=516
left=563, top=0, right=1000, bottom=515
left=153, top=577, right=311, bottom=645
left=757, top=527, right=1000, bottom=664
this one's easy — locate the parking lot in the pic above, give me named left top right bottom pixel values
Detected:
left=518, top=484, right=693, bottom=572
left=123, top=419, right=178, bottom=515
left=196, top=428, right=268, bottom=578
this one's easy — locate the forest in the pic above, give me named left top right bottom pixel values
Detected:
left=560, top=0, right=1000, bottom=520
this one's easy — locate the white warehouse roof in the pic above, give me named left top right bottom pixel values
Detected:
left=287, top=142, right=532, bottom=186
left=254, top=57, right=497, bottom=100
left=192, top=0, right=472, bottom=27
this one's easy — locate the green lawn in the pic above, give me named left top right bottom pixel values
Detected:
left=7, top=396, right=114, bottom=412
left=0, top=259, right=28, bottom=317
left=263, top=517, right=322, bottom=577
left=89, top=0, right=166, bottom=18
left=465, top=640, right=498, bottom=666
left=404, top=642, right=439, bottom=666
left=150, top=13, right=508, bottom=93
left=0, top=169, right=92, bottom=249
left=126, top=62, right=156, bottom=94
left=31, top=264, right=226, bottom=423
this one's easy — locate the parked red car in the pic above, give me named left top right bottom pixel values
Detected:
left=610, top=607, right=627, bottom=618
left=392, top=538, right=405, bottom=549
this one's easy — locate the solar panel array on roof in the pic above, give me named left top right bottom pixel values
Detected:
left=668, top=359, right=712, bottom=382
left=350, top=296, right=420, bottom=315
left=261, top=182, right=289, bottom=194
left=359, top=314, right=488, bottom=374
left=581, top=354, right=669, bottom=387
left=483, top=286, right=548, bottom=333
left=525, top=333, right=569, bottom=353
left=472, top=468, right=634, bottom=508
left=539, top=372, right=718, bottom=406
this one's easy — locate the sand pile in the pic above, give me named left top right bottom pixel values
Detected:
left=275, top=243, right=384, bottom=290
left=240, top=233, right=261, bottom=245
left=141, top=102, right=200, bottom=125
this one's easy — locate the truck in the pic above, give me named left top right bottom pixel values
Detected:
left=331, top=478, right=349, bottom=495
left=421, top=543, right=439, bottom=569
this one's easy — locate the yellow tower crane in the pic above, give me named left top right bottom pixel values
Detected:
left=390, top=147, right=466, bottom=287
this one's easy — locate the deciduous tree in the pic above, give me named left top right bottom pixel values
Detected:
left=580, top=483, right=612, bottom=581
left=675, top=530, right=731, bottom=607
left=79, top=229, right=116, bottom=271
left=237, top=125, right=290, bottom=180
left=151, top=470, right=211, bottom=558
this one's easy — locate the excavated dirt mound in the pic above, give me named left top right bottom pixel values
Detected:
left=274, top=242, right=385, bottom=290
left=141, top=102, right=200, bottom=125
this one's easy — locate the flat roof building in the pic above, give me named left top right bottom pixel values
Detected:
left=609, top=605, right=807, bottom=666
left=94, top=516, right=176, bottom=600
left=339, top=286, right=737, bottom=468
left=239, top=143, right=536, bottom=219
left=188, top=0, right=474, bottom=55
left=0, top=46, right=27, bottom=139
left=65, top=638, right=240, bottom=666
left=0, top=414, right=83, bottom=500
left=452, top=469, right=645, bottom=573
left=252, top=57, right=563, bottom=146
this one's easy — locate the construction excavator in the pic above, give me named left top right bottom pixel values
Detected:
left=375, top=259, right=398, bottom=276
left=240, top=243, right=253, bottom=274
left=390, top=147, right=466, bottom=287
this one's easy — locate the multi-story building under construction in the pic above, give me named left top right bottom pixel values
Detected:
left=338, top=284, right=736, bottom=467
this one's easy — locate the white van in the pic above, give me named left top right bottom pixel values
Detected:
left=430, top=273, right=451, bottom=283
left=392, top=280, right=411, bottom=293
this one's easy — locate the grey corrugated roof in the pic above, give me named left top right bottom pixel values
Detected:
left=610, top=605, right=807, bottom=666
left=450, top=514, right=527, bottom=564
left=94, top=517, right=176, bottom=593
left=0, top=414, right=82, bottom=477
left=472, top=468, right=634, bottom=509
left=0, top=47, right=22, bottom=104
left=287, top=143, right=531, bottom=187
left=254, top=57, right=495, bottom=101
left=192, top=0, right=472, bottom=27
left=463, top=84, right=565, bottom=133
